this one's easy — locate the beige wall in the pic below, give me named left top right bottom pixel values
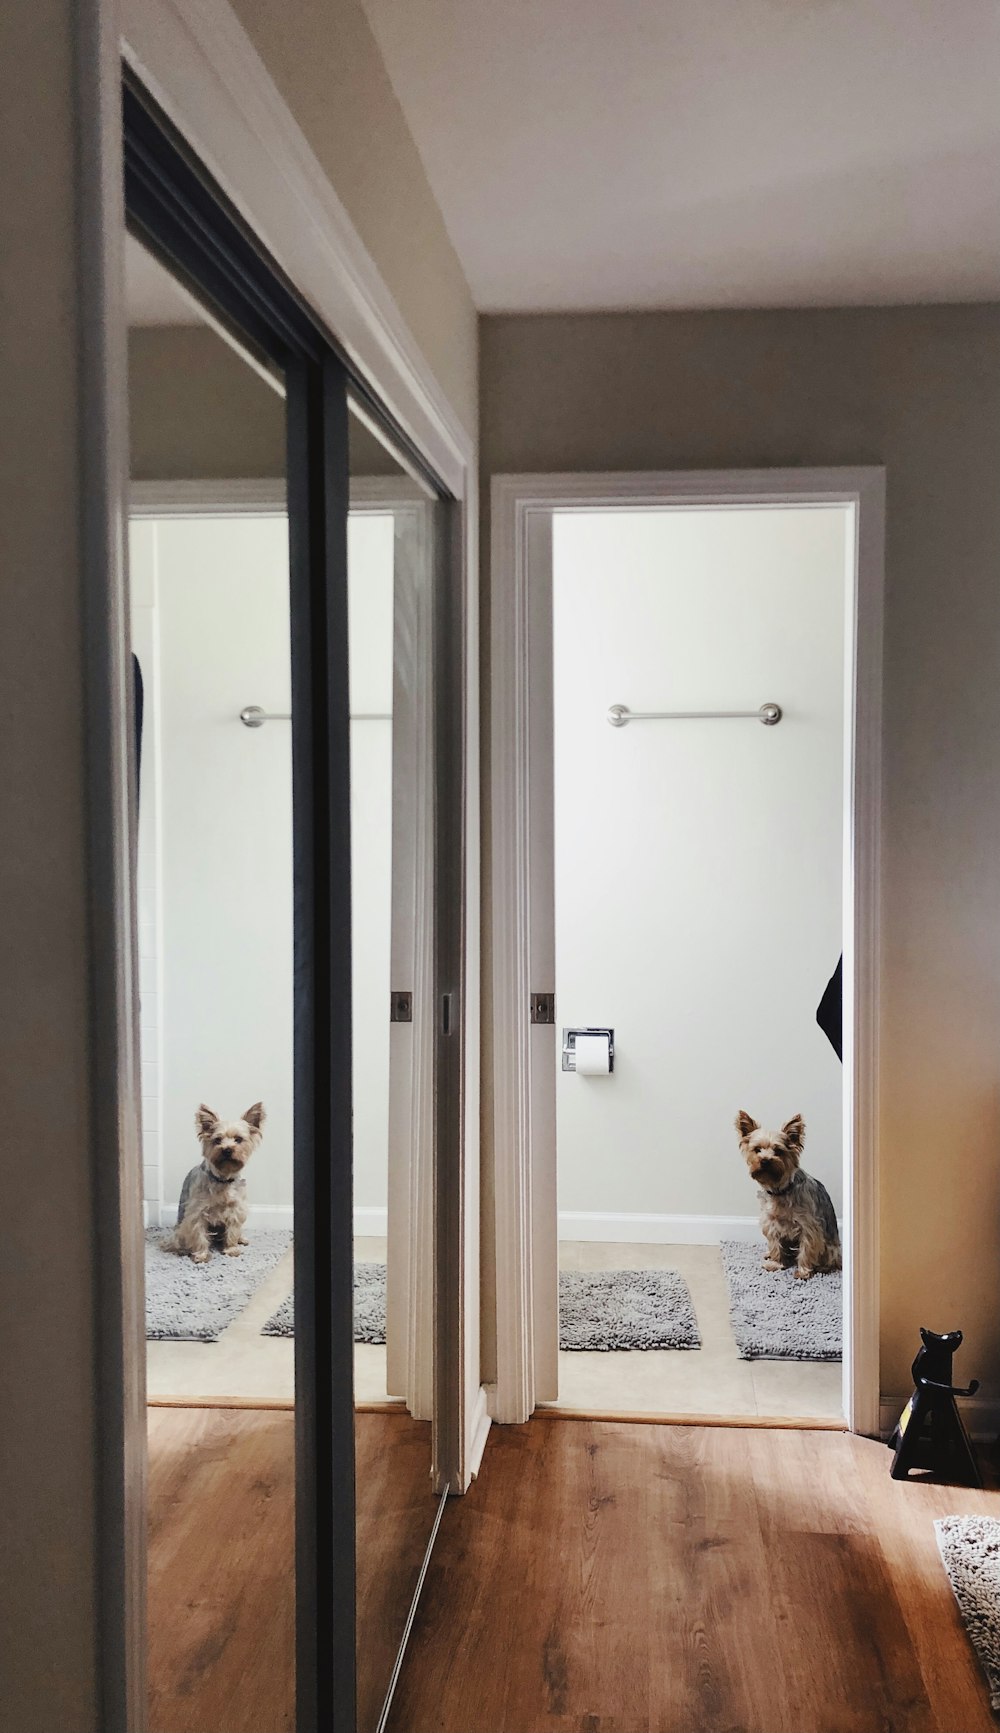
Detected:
left=0, top=2, right=131, bottom=1728
left=480, top=305, right=1000, bottom=1404
left=230, top=0, right=478, bottom=442
left=129, top=326, right=404, bottom=480
left=129, top=327, right=285, bottom=479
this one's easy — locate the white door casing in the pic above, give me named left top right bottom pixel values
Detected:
left=489, top=470, right=885, bottom=1435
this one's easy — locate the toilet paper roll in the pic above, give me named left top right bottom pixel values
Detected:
left=575, top=1033, right=611, bottom=1075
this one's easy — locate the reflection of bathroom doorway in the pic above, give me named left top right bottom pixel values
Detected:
left=132, top=476, right=436, bottom=1420
left=490, top=470, right=885, bottom=1436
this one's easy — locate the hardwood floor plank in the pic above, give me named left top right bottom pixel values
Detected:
left=388, top=1418, right=1000, bottom=1733
left=148, top=1407, right=438, bottom=1733
left=147, top=1409, right=296, bottom=1733
left=852, top=1437, right=999, bottom=1733
left=148, top=1410, right=1000, bottom=1733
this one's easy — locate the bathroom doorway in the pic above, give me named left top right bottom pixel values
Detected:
left=489, top=471, right=885, bottom=1434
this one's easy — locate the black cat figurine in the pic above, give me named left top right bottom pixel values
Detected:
left=889, top=1327, right=981, bottom=1486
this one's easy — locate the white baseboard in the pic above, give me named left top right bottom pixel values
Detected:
left=157, top=1200, right=387, bottom=1236
left=880, top=1393, right=1000, bottom=1444
left=354, top=1206, right=388, bottom=1239
left=558, top=1210, right=761, bottom=1245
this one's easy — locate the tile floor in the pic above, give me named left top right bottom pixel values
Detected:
left=546, top=1241, right=844, bottom=1420
left=145, top=1237, right=392, bottom=1405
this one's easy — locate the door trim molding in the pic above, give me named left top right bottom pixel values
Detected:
left=489, top=469, right=885, bottom=1436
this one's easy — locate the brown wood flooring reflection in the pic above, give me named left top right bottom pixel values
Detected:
left=148, top=1406, right=435, bottom=1733
left=386, top=1416, right=1000, bottom=1733
left=356, top=1409, right=437, bottom=1732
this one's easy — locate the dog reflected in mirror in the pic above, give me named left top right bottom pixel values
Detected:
left=167, top=1102, right=266, bottom=1263
left=734, top=1110, right=841, bottom=1280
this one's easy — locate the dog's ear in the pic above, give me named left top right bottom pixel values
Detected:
left=195, top=1104, right=219, bottom=1138
left=735, top=1110, right=759, bottom=1141
left=243, top=1102, right=266, bottom=1135
left=780, top=1113, right=805, bottom=1154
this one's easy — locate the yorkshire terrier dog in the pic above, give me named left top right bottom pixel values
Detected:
left=734, top=1110, right=841, bottom=1280
left=167, top=1102, right=266, bottom=1263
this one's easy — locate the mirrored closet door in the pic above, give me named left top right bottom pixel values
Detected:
left=124, top=75, right=455, bottom=1733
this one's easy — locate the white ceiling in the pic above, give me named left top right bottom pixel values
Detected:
left=361, top=0, right=1000, bottom=312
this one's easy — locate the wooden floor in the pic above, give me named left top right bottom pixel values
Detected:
left=148, top=1409, right=999, bottom=1733
left=147, top=1407, right=437, bottom=1733
left=387, top=1417, right=1000, bottom=1733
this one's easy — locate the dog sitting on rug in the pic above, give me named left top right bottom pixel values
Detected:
left=734, top=1110, right=841, bottom=1281
left=167, top=1102, right=266, bottom=1263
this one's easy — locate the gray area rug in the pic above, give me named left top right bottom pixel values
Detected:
left=720, top=1238, right=842, bottom=1360
left=936, top=1515, right=1000, bottom=1711
left=263, top=1261, right=387, bottom=1344
left=264, top=1264, right=700, bottom=1352
left=558, top=1268, right=700, bottom=1351
left=145, top=1227, right=291, bottom=1341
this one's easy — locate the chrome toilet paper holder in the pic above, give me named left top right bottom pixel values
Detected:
left=562, top=1027, right=615, bottom=1073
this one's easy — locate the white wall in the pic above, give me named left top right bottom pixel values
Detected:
left=134, top=511, right=396, bottom=1224
left=154, top=515, right=295, bottom=1213
left=552, top=506, right=847, bottom=1239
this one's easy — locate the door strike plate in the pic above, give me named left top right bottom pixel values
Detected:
left=530, top=992, right=556, bottom=1025
left=390, top=990, right=413, bottom=1023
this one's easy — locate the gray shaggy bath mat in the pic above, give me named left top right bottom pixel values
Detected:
left=720, top=1238, right=841, bottom=1360
left=145, top=1227, right=291, bottom=1341
left=936, top=1515, right=1000, bottom=1711
left=558, top=1268, right=700, bottom=1352
left=264, top=1264, right=700, bottom=1352
left=263, top=1261, right=387, bottom=1344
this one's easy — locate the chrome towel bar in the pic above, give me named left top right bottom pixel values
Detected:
left=607, top=701, right=782, bottom=728
left=239, top=705, right=392, bottom=727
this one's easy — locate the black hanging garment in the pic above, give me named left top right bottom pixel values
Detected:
left=133, top=652, right=144, bottom=799
left=816, top=955, right=842, bottom=1061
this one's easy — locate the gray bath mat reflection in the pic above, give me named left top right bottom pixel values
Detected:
left=558, top=1268, right=700, bottom=1351
left=145, top=1227, right=291, bottom=1342
left=936, top=1515, right=1000, bottom=1712
left=265, top=1263, right=701, bottom=1352
left=263, top=1261, right=387, bottom=1344
left=720, top=1237, right=842, bottom=1360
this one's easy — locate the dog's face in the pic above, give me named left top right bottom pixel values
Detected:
left=195, top=1102, right=266, bottom=1179
left=735, top=1109, right=804, bottom=1194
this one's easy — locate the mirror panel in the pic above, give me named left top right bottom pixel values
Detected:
left=348, top=402, right=443, bottom=1731
left=128, top=234, right=299, bottom=1733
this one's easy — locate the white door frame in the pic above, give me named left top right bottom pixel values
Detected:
left=489, top=469, right=885, bottom=1436
left=130, top=477, right=438, bottom=1424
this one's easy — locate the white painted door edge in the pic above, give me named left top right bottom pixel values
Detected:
left=489, top=470, right=884, bottom=1437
